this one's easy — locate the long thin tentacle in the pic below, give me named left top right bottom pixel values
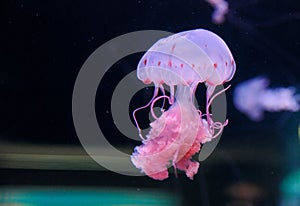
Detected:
left=206, top=85, right=231, bottom=137
left=150, top=95, right=172, bottom=120
left=209, top=119, right=229, bottom=140
left=207, top=85, right=231, bottom=109
left=170, top=85, right=175, bottom=104
left=133, top=86, right=159, bottom=140
left=159, top=85, right=166, bottom=112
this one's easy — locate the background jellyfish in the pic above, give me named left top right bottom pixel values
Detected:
left=233, top=76, right=300, bottom=121
left=206, top=0, right=229, bottom=24
left=131, top=29, right=236, bottom=180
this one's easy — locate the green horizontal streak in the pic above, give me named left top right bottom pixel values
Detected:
left=0, top=187, right=179, bottom=206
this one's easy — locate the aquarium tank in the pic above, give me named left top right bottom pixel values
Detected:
left=1, top=0, right=300, bottom=205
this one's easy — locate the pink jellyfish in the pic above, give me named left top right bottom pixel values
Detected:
left=131, top=29, right=236, bottom=180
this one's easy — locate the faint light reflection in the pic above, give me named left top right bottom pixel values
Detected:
left=298, top=124, right=300, bottom=141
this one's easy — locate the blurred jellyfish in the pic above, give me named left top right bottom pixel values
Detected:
left=233, top=76, right=300, bottom=121
left=131, top=29, right=236, bottom=180
left=206, top=0, right=229, bottom=24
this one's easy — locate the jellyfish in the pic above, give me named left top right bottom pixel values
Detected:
left=206, top=0, right=229, bottom=24
left=131, top=29, right=236, bottom=180
left=233, top=76, right=300, bottom=121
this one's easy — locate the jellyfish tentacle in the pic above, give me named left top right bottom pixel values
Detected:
left=190, top=81, right=200, bottom=109
left=197, top=109, right=202, bottom=116
left=150, top=95, right=172, bottom=120
left=206, top=85, right=216, bottom=126
left=133, top=86, right=159, bottom=140
left=205, top=85, right=231, bottom=137
left=170, top=85, right=175, bottom=104
left=159, top=85, right=166, bottom=112
left=207, top=85, right=231, bottom=108
left=209, top=119, right=228, bottom=140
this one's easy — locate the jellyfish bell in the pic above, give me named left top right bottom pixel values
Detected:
left=131, top=29, right=236, bottom=180
left=193, top=29, right=236, bottom=95
left=136, top=29, right=236, bottom=121
left=138, top=29, right=236, bottom=90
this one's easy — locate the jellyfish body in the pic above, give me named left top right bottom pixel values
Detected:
left=132, top=29, right=236, bottom=180
left=233, top=76, right=300, bottom=121
left=132, top=85, right=211, bottom=180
